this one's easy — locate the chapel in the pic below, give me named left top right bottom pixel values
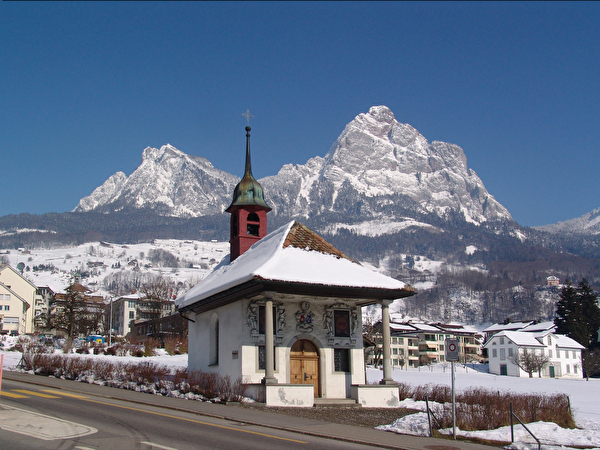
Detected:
left=176, top=125, right=416, bottom=407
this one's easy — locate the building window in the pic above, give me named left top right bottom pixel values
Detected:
left=499, top=337, right=505, bottom=345
left=4, top=305, right=9, bottom=311
left=209, top=314, right=219, bottom=365
left=566, top=364, right=570, bottom=374
left=247, top=213, right=260, bottom=236
left=128, top=301, right=136, bottom=308
left=548, top=350, right=553, bottom=358
left=129, top=311, right=134, bottom=319
left=232, top=215, right=238, bottom=237
left=334, top=310, right=350, bottom=337
left=574, top=365, right=578, bottom=374
left=392, top=348, right=398, bottom=355
left=258, top=345, right=276, bottom=371
left=334, top=348, right=350, bottom=372
left=500, top=348, right=506, bottom=360
left=492, top=349, right=497, bottom=358
left=258, top=345, right=265, bottom=370
left=4, top=294, right=10, bottom=300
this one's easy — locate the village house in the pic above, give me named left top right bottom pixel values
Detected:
left=176, top=126, right=416, bottom=407
left=483, top=329, right=584, bottom=378
left=482, top=320, right=535, bottom=343
left=0, top=263, right=41, bottom=334
left=130, top=313, right=187, bottom=346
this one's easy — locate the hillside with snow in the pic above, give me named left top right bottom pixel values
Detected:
left=535, top=207, right=600, bottom=236
left=1, top=239, right=229, bottom=298
left=1, top=235, right=565, bottom=327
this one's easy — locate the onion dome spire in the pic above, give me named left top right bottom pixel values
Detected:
left=226, top=126, right=271, bottom=211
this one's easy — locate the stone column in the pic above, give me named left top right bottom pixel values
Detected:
left=262, top=292, right=277, bottom=384
left=380, top=299, right=395, bottom=385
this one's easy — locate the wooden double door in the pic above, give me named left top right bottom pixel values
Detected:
left=290, top=339, right=320, bottom=397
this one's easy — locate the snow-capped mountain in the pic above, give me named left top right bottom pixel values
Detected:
left=74, top=106, right=512, bottom=230
left=75, top=145, right=239, bottom=217
left=534, top=207, right=600, bottom=236
left=261, top=106, right=511, bottom=226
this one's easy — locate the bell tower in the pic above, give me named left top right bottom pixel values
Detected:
left=226, top=125, right=271, bottom=261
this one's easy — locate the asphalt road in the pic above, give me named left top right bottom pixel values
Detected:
left=0, top=378, right=376, bottom=450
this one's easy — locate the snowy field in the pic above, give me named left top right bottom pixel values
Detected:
left=1, top=348, right=598, bottom=449
left=366, top=365, right=600, bottom=449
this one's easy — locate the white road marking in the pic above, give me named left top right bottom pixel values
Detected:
left=0, top=404, right=97, bottom=441
left=141, top=441, right=179, bottom=450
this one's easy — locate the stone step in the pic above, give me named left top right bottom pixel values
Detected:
left=313, top=398, right=360, bottom=407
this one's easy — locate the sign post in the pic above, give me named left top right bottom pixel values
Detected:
left=445, top=338, right=459, bottom=439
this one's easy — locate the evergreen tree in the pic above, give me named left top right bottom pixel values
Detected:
left=554, top=279, right=600, bottom=349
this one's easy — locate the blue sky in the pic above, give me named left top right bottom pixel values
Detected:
left=1, top=2, right=599, bottom=227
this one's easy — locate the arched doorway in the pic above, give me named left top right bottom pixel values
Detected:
left=290, top=339, right=320, bottom=397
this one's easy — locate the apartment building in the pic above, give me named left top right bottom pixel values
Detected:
left=370, top=321, right=482, bottom=367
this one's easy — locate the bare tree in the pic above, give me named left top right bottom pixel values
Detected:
left=138, top=275, right=177, bottom=339
left=509, top=348, right=550, bottom=378
left=50, top=284, right=89, bottom=349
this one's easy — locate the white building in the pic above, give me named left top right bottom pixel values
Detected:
left=484, top=330, right=584, bottom=378
left=176, top=126, right=416, bottom=407
left=110, top=293, right=142, bottom=337
left=0, top=264, right=40, bottom=334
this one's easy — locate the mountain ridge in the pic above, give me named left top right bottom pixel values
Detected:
left=534, top=207, right=600, bottom=236
left=75, top=106, right=513, bottom=231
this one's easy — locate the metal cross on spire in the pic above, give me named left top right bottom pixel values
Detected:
left=242, top=109, right=254, bottom=125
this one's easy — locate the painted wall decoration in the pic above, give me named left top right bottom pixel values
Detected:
left=295, top=301, right=315, bottom=333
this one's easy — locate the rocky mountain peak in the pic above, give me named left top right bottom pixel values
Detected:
left=75, top=106, right=513, bottom=229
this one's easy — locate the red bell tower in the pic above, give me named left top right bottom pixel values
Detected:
left=226, top=126, right=271, bottom=261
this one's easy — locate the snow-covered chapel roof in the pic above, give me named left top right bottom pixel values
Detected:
left=176, top=221, right=415, bottom=313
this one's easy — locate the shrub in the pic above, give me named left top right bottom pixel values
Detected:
left=414, top=383, right=577, bottom=431
left=142, top=338, right=160, bottom=357
left=163, top=337, right=179, bottom=355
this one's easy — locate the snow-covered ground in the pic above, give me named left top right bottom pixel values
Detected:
left=1, top=347, right=598, bottom=449
left=366, top=364, right=600, bottom=449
